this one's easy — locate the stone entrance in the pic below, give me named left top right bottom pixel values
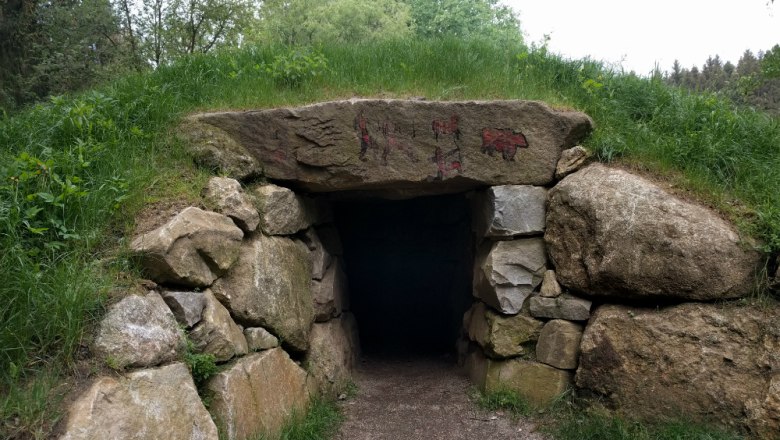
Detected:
left=333, top=194, right=473, bottom=355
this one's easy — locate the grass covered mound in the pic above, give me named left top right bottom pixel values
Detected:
left=1, top=37, right=778, bottom=437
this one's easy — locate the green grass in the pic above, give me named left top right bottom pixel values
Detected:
left=546, top=406, right=744, bottom=440
left=248, top=398, right=344, bottom=440
left=473, top=387, right=535, bottom=418
left=1, top=36, right=779, bottom=437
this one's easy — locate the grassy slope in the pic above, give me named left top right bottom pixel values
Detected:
left=1, top=38, right=778, bottom=438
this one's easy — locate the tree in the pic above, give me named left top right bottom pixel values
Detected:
left=252, top=0, right=412, bottom=46
left=669, top=59, right=683, bottom=86
left=403, top=0, right=522, bottom=43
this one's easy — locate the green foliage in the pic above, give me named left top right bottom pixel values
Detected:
left=265, top=49, right=329, bottom=87
left=252, top=0, right=413, bottom=46
left=547, top=408, right=744, bottom=440
left=404, top=0, right=522, bottom=44
left=473, top=388, right=534, bottom=417
left=184, top=338, right=218, bottom=387
left=251, top=398, right=344, bottom=440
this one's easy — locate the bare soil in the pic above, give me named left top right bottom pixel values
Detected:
left=335, top=354, right=549, bottom=440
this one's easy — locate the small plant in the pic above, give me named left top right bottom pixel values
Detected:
left=183, top=338, right=218, bottom=387
left=473, top=388, right=534, bottom=418
left=264, top=49, right=328, bottom=87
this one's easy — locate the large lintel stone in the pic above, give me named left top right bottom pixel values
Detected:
left=186, top=100, right=592, bottom=195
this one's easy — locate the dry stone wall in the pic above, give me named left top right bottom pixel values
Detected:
left=58, top=100, right=779, bottom=440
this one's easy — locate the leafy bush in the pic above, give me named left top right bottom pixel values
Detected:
left=264, top=49, right=329, bottom=87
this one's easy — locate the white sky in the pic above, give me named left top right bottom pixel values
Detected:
left=503, top=0, right=780, bottom=75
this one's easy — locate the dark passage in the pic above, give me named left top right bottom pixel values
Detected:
left=333, top=194, right=474, bottom=355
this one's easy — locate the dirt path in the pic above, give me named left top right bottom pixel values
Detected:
left=335, top=354, right=549, bottom=440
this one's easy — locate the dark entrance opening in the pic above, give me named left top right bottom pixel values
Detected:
left=333, top=194, right=474, bottom=356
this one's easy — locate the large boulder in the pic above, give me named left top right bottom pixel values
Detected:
left=189, top=290, right=248, bottom=362
left=205, top=348, right=309, bottom=440
left=466, top=302, right=544, bottom=358
left=473, top=238, right=547, bottom=314
left=466, top=350, right=572, bottom=408
left=546, top=164, right=762, bottom=301
left=576, top=303, right=780, bottom=438
left=130, top=207, right=243, bottom=288
left=304, top=313, right=360, bottom=397
left=91, top=292, right=184, bottom=369
left=252, top=184, right=317, bottom=235
left=472, top=185, right=547, bottom=238
left=59, top=363, right=217, bottom=440
left=212, top=234, right=313, bottom=352
left=203, top=177, right=260, bottom=233
left=186, top=100, right=592, bottom=195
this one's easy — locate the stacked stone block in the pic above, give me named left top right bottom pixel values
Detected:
left=463, top=184, right=591, bottom=408
left=60, top=178, right=358, bottom=440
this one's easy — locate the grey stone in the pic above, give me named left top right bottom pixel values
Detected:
left=203, top=177, right=260, bottom=232
left=313, top=258, right=349, bottom=322
left=473, top=185, right=548, bottom=238
left=189, top=290, right=248, bottom=362
left=177, top=117, right=261, bottom=180
left=529, top=294, right=591, bottom=321
left=466, top=302, right=543, bottom=358
left=205, top=348, right=309, bottom=440
left=244, top=327, right=279, bottom=351
left=130, top=207, right=243, bottom=287
left=59, top=363, right=217, bottom=440
left=539, top=270, right=562, bottom=298
left=535, top=319, right=583, bottom=370
left=577, top=303, right=780, bottom=438
left=212, top=234, right=313, bottom=352
left=161, top=290, right=206, bottom=328
left=252, top=184, right=317, bottom=235
left=473, top=238, right=547, bottom=314
left=187, top=100, right=593, bottom=196
left=91, top=292, right=184, bottom=369
left=554, top=145, right=589, bottom=179
left=304, top=313, right=361, bottom=397
left=315, top=224, right=344, bottom=256
left=302, top=228, right=333, bottom=280
left=546, top=164, right=763, bottom=301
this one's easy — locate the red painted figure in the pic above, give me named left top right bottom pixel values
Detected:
left=354, top=113, right=373, bottom=160
left=481, top=128, right=528, bottom=161
left=431, top=115, right=460, bottom=141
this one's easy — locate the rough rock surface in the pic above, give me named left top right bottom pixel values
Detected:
left=472, top=185, right=547, bottom=238
left=529, top=294, right=592, bottom=321
left=177, top=118, right=261, bottom=180
left=187, top=100, right=592, bottom=195
left=576, top=303, right=780, bottom=438
left=244, top=327, right=279, bottom=351
left=535, top=320, right=583, bottom=370
left=315, top=224, right=343, bottom=256
left=212, top=234, right=313, bottom=352
left=130, top=207, right=243, bottom=287
left=203, top=177, right=260, bottom=232
left=539, top=270, right=562, bottom=298
left=205, top=348, right=309, bottom=440
left=554, top=145, right=589, bottom=179
left=60, top=363, right=217, bottom=440
left=189, top=290, right=248, bottom=362
left=313, top=258, right=349, bottom=322
left=546, top=164, right=762, bottom=301
left=91, top=292, right=184, bottom=369
left=466, top=302, right=543, bottom=358
left=466, top=350, right=572, bottom=408
left=302, top=228, right=333, bottom=280
left=305, top=313, right=360, bottom=397
left=252, top=184, right=317, bottom=235
left=161, top=290, right=206, bottom=328
left=473, top=238, right=547, bottom=314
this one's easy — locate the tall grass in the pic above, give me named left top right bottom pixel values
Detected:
left=1, top=37, right=779, bottom=437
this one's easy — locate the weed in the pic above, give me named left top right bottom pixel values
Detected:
left=264, top=49, right=329, bottom=87
left=183, top=337, right=218, bottom=388
left=246, top=398, right=344, bottom=440
left=472, top=388, right=534, bottom=418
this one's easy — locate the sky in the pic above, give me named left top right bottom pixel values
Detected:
left=503, top=0, right=780, bottom=75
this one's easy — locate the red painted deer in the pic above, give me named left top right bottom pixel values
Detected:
left=481, top=128, right=528, bottom=161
